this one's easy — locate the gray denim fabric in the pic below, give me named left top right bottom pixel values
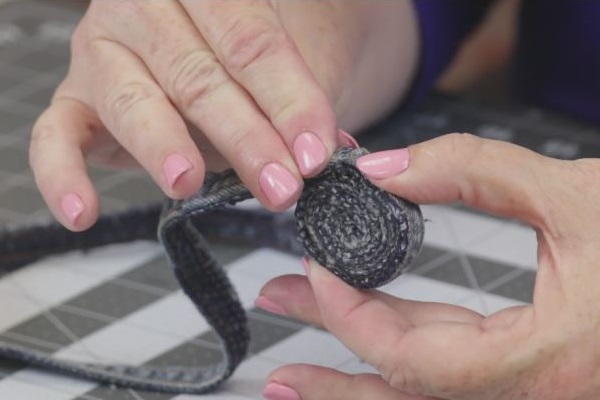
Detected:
left=0, top=148, right=424, bottom=394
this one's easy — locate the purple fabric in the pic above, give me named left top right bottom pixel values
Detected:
left=407, top=0, right=600, bottom=125
left=404, top=0, right=491, bottom=107
left=515, top=0, right=600, bottom=125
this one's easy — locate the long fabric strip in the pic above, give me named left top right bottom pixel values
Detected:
left=0, top=148, right=423, bottom=394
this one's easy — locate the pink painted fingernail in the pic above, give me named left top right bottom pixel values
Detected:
left=301, top=257, right=311, bottom=276
left=293, top=131, right=328, bottom=176
left=255, top=296, right=287, bottom=316
left=163, top=153, right=192, bottom=189
left=61, top=193, right=84, bottom=225
left=259, top=163, right=300, bottom=207
left=263, top=382, right=301, bottom=400
left=356, top=148, right=410, bottom=179
left=338, top=129, right=359, bottom=148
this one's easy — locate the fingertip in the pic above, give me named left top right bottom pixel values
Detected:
left=161, top=151, right=205, bottom=199
left=266, top=364, right=399, bottom=400
left=60, top=193, right=84, bottom=225
left=29, top=94, right=104, bottom=231
left=30, top=136, right=100, bottom=231
left=266, top=363, right=315, bottom=384
left=260, top=274, right=309, bottom=298
left=45, top=182, right=99, bottom=232
left=257, top=161, right=303, bottom=212
left=355, top=148, right=411, bottom=181
left=162, top=153, right=193, bottom=189
left=292, top=131, right=329, bottom=177
left=338, top=129, right=359, bottom=149
left=262, top=382, right=301, bottom=400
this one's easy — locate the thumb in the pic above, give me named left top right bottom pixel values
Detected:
left=357, top=133, right=558, bottom=231
left=265, top=364, right=436, bottom=400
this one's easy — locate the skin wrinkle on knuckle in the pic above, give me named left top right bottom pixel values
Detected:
left=269, top=94, right=302, bottom=127
left=379, top=331, right=428, bottom=396
left=529, top=168, right=565, bottom=241
left=167, top=48, right=227, bottom=111
left=227, top=129, right=254, bottom=164
left=442, top=132, right=484, bottom=205
left=386, top=335, right=494, bottom=398
left=382, top=356, right=415, bottom=396
left=334, top=295, right=373, bottom=324
left=569, top=158, right=600, bottom=191
left=569, top=160, right=600, bottom=226
left=103, top=81, right=157, bottom=132
left=446, top=132, right=485, bottom=171
left=519, top=155, right=582, bottom=240
left=218, top=14, right=289, bottom=75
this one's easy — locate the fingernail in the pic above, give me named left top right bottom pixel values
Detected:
left=337, top=129, right=359, bottom=148
left=163, top=153, right=192, bottom=189
left=255, top=296, right=287, bottom=316
left=302, top=256, right=311, bottom=276
left=61, top=193, right=84, bottom=225
left=263, top=382, right=301, bottom=400
left=356, top=148, right=410, bottom=179
left=293, top=131, right=328, bottom=175
left=259, top=163, right=300, bottom=207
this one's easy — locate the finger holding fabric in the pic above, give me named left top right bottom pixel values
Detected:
left=86, top=0, right=304, bottom=210
left=31, top=0, right=419, bottom=229
left=260, top=134, right=600, bottom=399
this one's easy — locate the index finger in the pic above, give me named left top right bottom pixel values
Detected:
left=181, top=0, right=338, bottom=176
left=356, top=133, right=560, bottom=233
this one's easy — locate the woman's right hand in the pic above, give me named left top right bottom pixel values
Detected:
left=29, top=0, right=419, bottom=231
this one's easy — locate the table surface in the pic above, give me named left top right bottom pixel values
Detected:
left=0, top=1, right=597, bottom=399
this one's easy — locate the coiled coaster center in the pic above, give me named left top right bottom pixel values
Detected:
left=295, top=148, right=424, bottom=289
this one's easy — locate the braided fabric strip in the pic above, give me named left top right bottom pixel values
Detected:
left=0, top=147, right=424, bottom=394
left=296, top=148, right=423, bottom=288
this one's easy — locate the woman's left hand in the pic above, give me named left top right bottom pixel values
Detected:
left=257, top=133, right=600, bottom=400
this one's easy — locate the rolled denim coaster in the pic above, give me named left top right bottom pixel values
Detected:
left=0, top=147, right=424, bottom=394
left=296, top=148, right=424, bottom=288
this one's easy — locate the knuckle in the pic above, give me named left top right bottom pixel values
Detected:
left=384, top=359, right=430, bottom=396
left=89, top=0, right=144, bottom=24
left=434, top=366, right=481, bottom=397
left=104, top=81, right=157, bottom=123
left=384, top=364, right=411, bottom=392
left=219, top=15, right=289, bottom=73
left=223, top=128, right=265, bottom=170
left=269, top=95, right=300, bottom=126
left=560, top=158, right=600, bottom=218
left=443, top=132, right=485, bottom=163
left=380, top=337, right=417, bottom=393
left=29, top=119, right=55, bottom=169
left=270, top=93, right=333, bottom=131
left=227, top=128, right=252, bottom=157
left=383, top=331, right=496, bottom=397
left=338, top=296, right=376, bottom=324
left=167, top=49, right=226, bottom=110
left=441, top=132, right=486, bottom=203
left=387, top=359, right=476, bottom=398
left=571, top=158, right=600, bottom=181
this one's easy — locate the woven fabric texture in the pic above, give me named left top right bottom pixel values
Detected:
left=0, top=147, right=424, bottom=394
